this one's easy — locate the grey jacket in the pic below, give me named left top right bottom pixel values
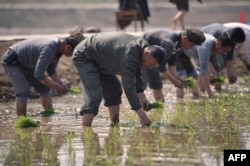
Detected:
left=74, top=32, right=149, bottom=110
left=9, top=38, right=61, bottom=80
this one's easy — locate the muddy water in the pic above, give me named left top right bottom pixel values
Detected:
left=0, top=81, right=250, bottom=166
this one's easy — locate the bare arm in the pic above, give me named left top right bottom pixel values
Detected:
left=41, top=75, right=67, bottom=94
left=198, top=73, right=214, bottom=98
left=138, top=92, right=150, bottom=109
left=161, top=66, right=183, bottom=88
left=226, top=60, right=237, bottom=83
left=208, top=62, right=219, bottom=77
left=50, top=73, right=64, bottom=85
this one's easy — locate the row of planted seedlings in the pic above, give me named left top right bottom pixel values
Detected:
left=170, top=76, right=250, bottom=164
left=120, top=76, right=250, bottom=165
left=2, top=78, right=250, bottom=165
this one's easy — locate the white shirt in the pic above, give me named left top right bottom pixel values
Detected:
left=224, top=22, right=250, bottom=61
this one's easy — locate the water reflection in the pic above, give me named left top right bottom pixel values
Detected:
left=1, top=83, right=250, bottom=165
left=3, top=122, right=62, bottom=165
left=0, top=114, right=248, bottom=166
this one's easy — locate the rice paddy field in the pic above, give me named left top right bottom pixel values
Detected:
left=0, top=0, right=250, bottom=165
left=1, top=78, right=250, bottom=166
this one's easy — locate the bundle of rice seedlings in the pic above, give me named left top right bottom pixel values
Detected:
left=40, top=108, right=55, bottom=116
left=149, top=102, right=164, bottom=109
left=144, top=101, right=164, bottom=111
left=183, top=77, right=196, bottom=88
left=210, top=75, right=226, bottom=84
left=68, top=87, right=81, bottom=94
left=15, top=116, right=39, bottom=128
left=216, top=76, right=226, bottom=83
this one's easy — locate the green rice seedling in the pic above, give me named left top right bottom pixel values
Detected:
left=40, top=108, right=55, bottom=116
left=68, top=87, right=81, bottom=94
left=5, top=136, right=36, bottom=166
left=40, top=134, right=58, bottom=165
left=66, top=132, right=76, bottom=165
left=210, top=75, right=226, bottom=84
left=183, top=77, right=196, bottom=88
left=216, top=76, right=225, bottom=83
left=148, top=101, right=164, bottom=110
left=239, top=76, right=250, bottom=89
left=14, top=116, right=39, bottom=128
left=144, top=101, right=164, bottom=111
left=240, top=76, right=250, bottom=83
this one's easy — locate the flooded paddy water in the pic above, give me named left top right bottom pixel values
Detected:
left=1, top=1, right=250, bottom=165
left=1, top=80, right=250, bottom=166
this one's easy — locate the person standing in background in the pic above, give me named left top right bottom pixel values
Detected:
left=170, top=0, right=189, bottom=31
left=170, top=0, right=203, bottom=31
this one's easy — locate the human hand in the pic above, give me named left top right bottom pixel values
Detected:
left=138, top=92, right=151, bottom=111
left=55, top=84, right=68, bottom=94
left=144, top=101, right=164, bottom=112
left=174, top=78, right=184, bottom=88
left=142, top=99, right=151, bottom=111
left=136, top=108, right=151, bottom=127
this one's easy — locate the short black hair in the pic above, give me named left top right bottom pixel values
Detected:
left=65, top=32, right=85, bottom=49
left=217, top=32, right=235, bottom=48
left=228, top=27, right=245, bottom=43
left=182, top=27, right=205, bottom=45
left=148, top=45, right=167, bottom=65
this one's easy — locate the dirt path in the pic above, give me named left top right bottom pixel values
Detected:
left=0, top=1, right=249, bottom=35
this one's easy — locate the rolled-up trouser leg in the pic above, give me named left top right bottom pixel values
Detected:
left=100, top=74, right=122, bottom=107
left=72, top=55, right=102, bottom=116
left=2, top=64, right=30, bottom=102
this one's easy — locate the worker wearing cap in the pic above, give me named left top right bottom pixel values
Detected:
left=141, top=27, right=205, bottom=102
left=72, top=32, right=168, bottom=127
left=1, top=31, right=84, bottom=117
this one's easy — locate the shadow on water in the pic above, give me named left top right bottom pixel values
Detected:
left=1, top=81, right=250, bottom=165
